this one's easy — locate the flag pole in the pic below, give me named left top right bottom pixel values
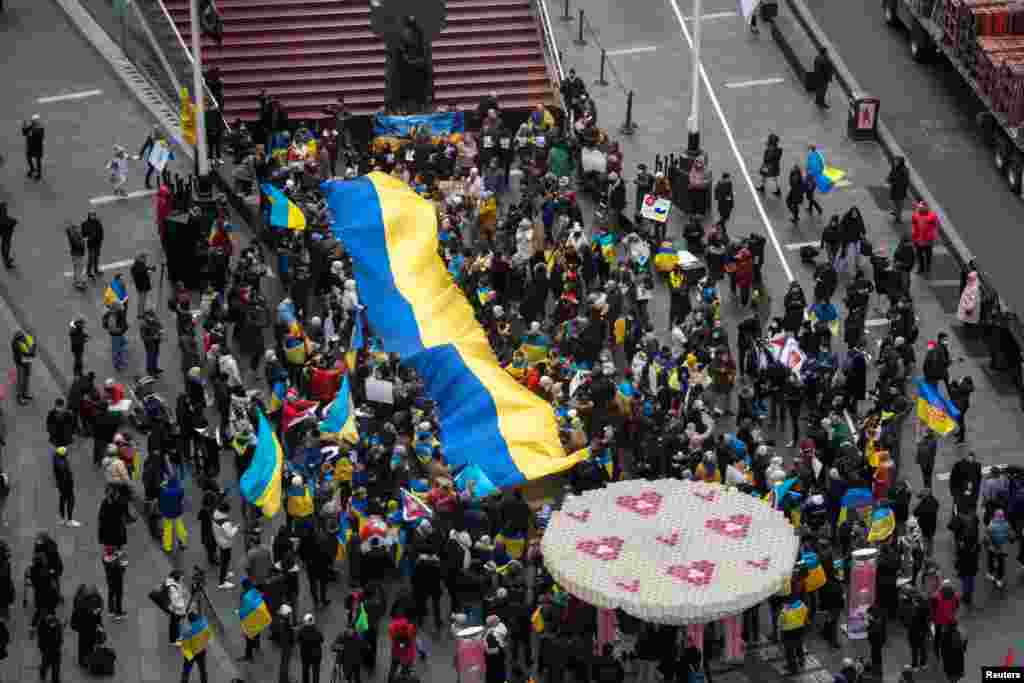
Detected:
left=686, top=0, right=703, bottom=157
left=190, top=0, right=210, bottom=179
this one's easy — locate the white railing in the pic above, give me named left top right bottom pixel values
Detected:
left=535, top=0, right=573, bottom=132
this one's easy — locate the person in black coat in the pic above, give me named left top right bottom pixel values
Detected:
left=786, top=165, right=805, bottom=223
left=71, top=590, right=103, bottom=667
left=607, top=173, right=627, bottom=230
left=866, top=605, right=888, bottom=679
left=30, top=551, right=60, bottom=629
left=0, top=203, right=17, bottom=269
left=887, top=157, right=910, bottom=223
left=297, top=614, right=324, bottom=683
left=913, top=488, right=940, bottom=556
left=37, top=612, right=63, bottom=683
left=97, top=485, right=128, bottom=550
left=714, top=173, right=735, bottom=232
left=22, top=115, right=44, bottom=180
left=811, top=48, right=834, bottom=108
left=81, top=212, right=104, bottom=280
left=410, top=521, right=444, bottom=630
left=757, top=134, right=783, bottom=195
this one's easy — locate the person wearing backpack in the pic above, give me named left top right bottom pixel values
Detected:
left=102, top=302, right=129, bottom=372
left=387, top=610, right=417, bottom=681
left=922, top=340, right=951, bottom=391
left=985, top=509, right=1014, bottom=588
left=11, top=328, right=36, bottom=405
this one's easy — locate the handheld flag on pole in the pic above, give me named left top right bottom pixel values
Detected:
left=319, top=375, right=359, bottom=444
left=239, top=410, right=284, bottom=518
left=103, top=275, right=129, bottom=307
left=867, top=506, right=895, bottom=543
left=914, top=377, right=960, bottom=436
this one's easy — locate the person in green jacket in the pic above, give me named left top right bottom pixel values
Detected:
left=547, top=137, right=575, bottom=181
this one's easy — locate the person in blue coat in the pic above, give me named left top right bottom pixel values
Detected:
left=804, top=145, right=825, bottom=217
left=160, top=476, right=188, bottom=553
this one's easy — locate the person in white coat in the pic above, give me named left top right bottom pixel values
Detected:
left=212, top=502, right=239, bottom=589
left=165, top=570, right=190, bottom=645
left=106, top=146, right=129, bottom=197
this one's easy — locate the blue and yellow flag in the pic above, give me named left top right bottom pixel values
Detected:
left=239, top=589, right=272, bottom=639
left=320, top=375, right=359, bottom=444
left=838, top=487, right=873, bottom=525
left=347, top=310, right=365, bottom=370
left=914, top=377, right=960, bottom=436
left=867, top=506, right=895, bottom=543
left=239, top=410, right=284, bottom=518
left=519, top=332, right=550, bottom=365
left=268, top=381, right=287, bottom=414
left=103, top=277, right=128, bottom=307
left=323, top=173, right=582, bottom=489
left=260, top=182, right=306, bottom=231
left=179, top=616, right=210, bottom=661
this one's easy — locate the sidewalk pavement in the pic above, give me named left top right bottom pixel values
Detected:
left=550, top=0, right=1024, bottom=678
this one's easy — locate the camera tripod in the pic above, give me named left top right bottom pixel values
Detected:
left=183, top=565, right=218, bottom=618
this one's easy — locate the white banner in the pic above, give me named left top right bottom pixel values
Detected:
left=366, top=377, right=394, bottom=404
left=738, top=0, right=763, bottom=21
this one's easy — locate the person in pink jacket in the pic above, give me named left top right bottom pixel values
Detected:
left=911, top=201, right=939, bottom=275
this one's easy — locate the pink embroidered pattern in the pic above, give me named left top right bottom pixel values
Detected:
left=616, top=491, right=662, bottom=516
left=705, top=514, right=752, bottom=539
left=576, top=537, right=625, bottom=561
left=667, top=560, right=717, bottom=586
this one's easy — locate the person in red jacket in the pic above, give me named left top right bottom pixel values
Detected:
left=911, top=201, right=939, bottom=275
left=734, top=246, right=755, bottom=307
left=388, top=612, right=417, bottom=680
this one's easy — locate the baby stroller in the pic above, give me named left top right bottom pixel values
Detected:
left=128, top=376, right=173, bottom=432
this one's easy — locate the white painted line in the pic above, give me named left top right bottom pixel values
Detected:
left=37, top=88, right=103, bottom=104
left=63, top=258, right=134, bottom=277
left=724, top=77, right=786, bottom=89
left=865, top=318, right=890, bottom=328
left=668, top=0, right=794, bottom=283
left=90, top=189, right=157, bottom=206
left=606, top=45, right=659, bottom=56
left=785, top=241, right=820, bottom=251
left=685, top=11, right=738, bottom=20
left=929, top=279, right=961, bottom=287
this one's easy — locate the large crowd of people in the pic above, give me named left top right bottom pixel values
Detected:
left=0, top=50, right=1019, bottom=683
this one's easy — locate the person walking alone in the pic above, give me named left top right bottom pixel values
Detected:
left=138, top=126, right=161, bottom=189
left=212, top=502, right=239, bottom=589
left=22, top=114, right=44, bottom=180
left=82, top=211, right=104, bottom=280
left=756, top=133, right=783, bottom=196
left=887, top=157, right=910, bottom=223
left=0, top=203, right=15, bottom=270
left=811, top=48, right=833, bottom=109
left=714, top=172, right=735, bottom=233
left=106, top=146, right=129, bottom=198
left=911, top=201, right=939, bottom=275
left=66, top=220, right=86, bottom=290
left=786, top=165, right=805, bottom=224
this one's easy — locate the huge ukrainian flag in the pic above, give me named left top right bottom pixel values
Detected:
left=239, top=409, right=284, bottom=518
left=323, top=173, right=583, bottom=488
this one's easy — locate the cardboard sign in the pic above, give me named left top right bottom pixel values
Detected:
left=148, top=140, right=172, bottom=172
left=366, top=378, right=394, bottom=404
left=534, top=135, right=546, bottom=148
left=640, top=194, right=672, bottom=223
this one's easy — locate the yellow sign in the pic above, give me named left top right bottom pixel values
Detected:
left=180, top=87, right=196, bottom=146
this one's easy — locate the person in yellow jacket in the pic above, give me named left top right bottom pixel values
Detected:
left=779, top=595, right=808, bottom=674
left=11, top=328, right=36, bottom=404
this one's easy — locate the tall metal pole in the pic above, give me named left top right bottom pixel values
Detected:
left=190, top=0, right=209, bottom=178
left=686, top=0, right=703, bottom=156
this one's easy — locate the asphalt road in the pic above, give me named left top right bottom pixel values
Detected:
left=802, top=0, right=1024, bottom=337
left=0, top=0, right=1021, bottom=681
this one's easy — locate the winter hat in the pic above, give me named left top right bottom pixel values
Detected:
left=303, top=613, right=314, bottom=625
left=279, top=604, right=293, bottom=617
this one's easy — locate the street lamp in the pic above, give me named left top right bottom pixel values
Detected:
left=190, top=0, right=210, bottom=180
left=686, top=0, right=702, bottom=157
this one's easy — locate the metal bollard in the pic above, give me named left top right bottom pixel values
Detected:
left=619, top=90, right=638, bottom=135
left=596, top=49, right=609, bottom=86
left=560, top=0, right=572, bottom=21
left=575, top=9, right=587, bottom=45
left=655, top=154, right=662, bottom=173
